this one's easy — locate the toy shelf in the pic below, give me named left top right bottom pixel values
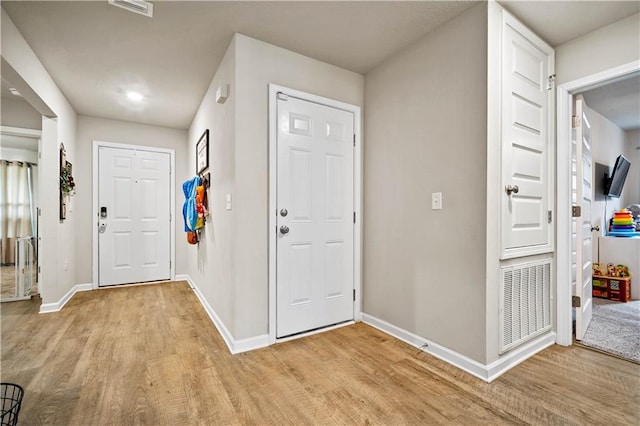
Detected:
left=592, top=275, right=631, bottom=302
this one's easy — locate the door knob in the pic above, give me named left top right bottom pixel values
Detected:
left=591, top=225, right=600, bottom=232
left=280, top=225, right=290, bottom=234
left=505, top=185, right=519, bottom=195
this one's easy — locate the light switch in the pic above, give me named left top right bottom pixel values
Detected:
left=431, top=192, right=442, bottom=210
left=226, top=194, right=232, bottom=210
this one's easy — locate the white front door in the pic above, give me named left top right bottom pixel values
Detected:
left=573, top=95, right=593, bottom=340
left=98, top=147, right=170, bottom=286
left=276, top=94, right=354, bottom=338
left=501, top=17, right=554, bottom=258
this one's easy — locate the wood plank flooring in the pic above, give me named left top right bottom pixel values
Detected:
left=1, top=281, right=638, bottom=425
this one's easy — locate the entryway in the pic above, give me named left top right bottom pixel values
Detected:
left=268, top=85, right=362, bottom=342
left=92, top=141, right=175, bottom=287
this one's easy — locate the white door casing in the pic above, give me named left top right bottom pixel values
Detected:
left=275, top=93, right=355, bottom=338
left=97, top=145, right=171, bottom=286
left=501, top=13, right=554, bottom=259
left=573, top=95, right=593, bottom=341
left=555, top=61, right=640, bottom=347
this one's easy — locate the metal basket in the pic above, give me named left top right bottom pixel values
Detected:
left=0, top=383, right=24, bottom=426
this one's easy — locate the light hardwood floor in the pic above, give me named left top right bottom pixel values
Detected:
left=1, top=281, right=638, bottom=425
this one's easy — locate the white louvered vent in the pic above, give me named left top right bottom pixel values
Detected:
left=108, top=0, right=154, bottom=18
left=500, top=260, right=552, bottom=354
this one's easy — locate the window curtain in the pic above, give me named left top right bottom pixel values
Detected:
left=0, top=161, right=34, bottom=265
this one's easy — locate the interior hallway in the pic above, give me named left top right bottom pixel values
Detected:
left=1, top=281, right=638, bottom=425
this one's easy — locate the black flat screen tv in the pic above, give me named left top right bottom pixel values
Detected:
left=605, top=154, right=631, bottom=198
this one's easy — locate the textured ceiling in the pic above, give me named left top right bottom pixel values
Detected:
left=1, top=1, right=639, bottom=130
left=1, top=1, right=475, bottom=129
left=582, top=73, right=640, bottom=131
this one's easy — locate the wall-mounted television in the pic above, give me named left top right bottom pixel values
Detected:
left=604, top=154, right=631, bottom=198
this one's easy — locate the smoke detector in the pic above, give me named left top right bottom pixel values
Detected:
left=108, top=0, right=153, bottom=18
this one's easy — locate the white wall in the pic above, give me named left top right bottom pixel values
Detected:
left=625, top=129, right=640, bottom=205
left=188, top=33, right=364, bottom=342
left=1, top=8, right=78, bottom=305
left=588, top=106, right=628, bottom=260
left=75, top=115, right=188, bottom=285
left=363, top=3, right=488, bottom=363
left=0, top=144, right=37, bottom=164
left=188, top=36, right=237, bottom=335
left=556, top=13, right=640, bottom=85
left=0, top=97, right=42, bottom=130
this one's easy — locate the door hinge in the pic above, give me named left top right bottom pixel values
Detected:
left=548, top=210, right=552, bottom=223
left=353, top=134, right=356, bottom=147
left=572, top=205, right=582, bottom=218
left=571, top=115, right=578, bottom=128
left=547, top=74, right=556, bottom=91
left=572, top=295, right=581, bottom=308
left=353, top=212, right=356, bottom=224
left=277, top=92, right=288, bottom=101
left=353, top=289, right=356, bottom=302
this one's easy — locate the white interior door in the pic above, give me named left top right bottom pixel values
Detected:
left=276, top=94, right=354, bottom=338
left=98, top=147, right=170, bottom=286
left=573, top=95, right=593, bottom=340
left=501, top=17, right=553, bottom=257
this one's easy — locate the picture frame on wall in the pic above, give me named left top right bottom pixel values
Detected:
left=196, top=129, right=209, bottom=174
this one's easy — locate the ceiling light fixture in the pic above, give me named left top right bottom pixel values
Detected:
left=126, top=91, right=144, bottom=102
left=9, top=88, right=22, bottom=97
left=108, top=0, right=154, bottom=18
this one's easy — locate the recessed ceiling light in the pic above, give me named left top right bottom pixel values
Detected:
left=9, top=88, right=22, bottom=97
left=126, top=91, right=144, bottom=102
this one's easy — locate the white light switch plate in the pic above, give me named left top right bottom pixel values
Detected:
left=432, top=192, right=442, bottom=210
left=226, top=194, right=232, bottom=210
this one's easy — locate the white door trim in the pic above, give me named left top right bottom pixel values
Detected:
left=268, top=84, right=362, bottom=345
left=92, top=140, right=176, bottom=289
left=555, top=60, right=640, bottom=346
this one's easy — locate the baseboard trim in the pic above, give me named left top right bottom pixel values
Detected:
left=486, top=332, right=555, bottom=382
left=362, top=313, right=555, bottom=383
left=183, top=274, right=269, bottom=355
left=39, top=283, right=93, bottom=314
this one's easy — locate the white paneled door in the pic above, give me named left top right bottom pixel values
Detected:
left=98, top=147, right=170, bottom=286
left=276, top=94, right=354, bottom=338
left=501, top=16, right=554, bottom=257
left=573, top=95, right=593, bottom=341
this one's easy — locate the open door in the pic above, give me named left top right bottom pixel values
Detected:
left=573, top=95, right=594, bottom=340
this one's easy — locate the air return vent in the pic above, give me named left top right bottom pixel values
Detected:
left=500, top=259, right=552, bottom=354
left=108, top=0, right=153, bottom=18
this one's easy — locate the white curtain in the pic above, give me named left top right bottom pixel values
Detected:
left=0, top=161, right=34, bottom=264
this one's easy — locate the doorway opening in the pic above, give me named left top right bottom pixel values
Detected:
left=556, top=61, right=640, bottom=354
left=0, top=126, right=41, bottom=302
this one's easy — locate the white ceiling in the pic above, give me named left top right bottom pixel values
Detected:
left=1, top=1, right=639, bottom=130
left=582, top=73, right=640, bottom=131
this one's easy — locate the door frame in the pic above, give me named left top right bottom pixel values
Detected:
left=92, top=140, right=176, bottom=289
left=555, top=60, right=639, bottom=346
left=267, top=84, right=362, bottom=345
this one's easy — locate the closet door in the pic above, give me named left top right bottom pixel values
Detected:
left=500, top=13, right=554, bottom=259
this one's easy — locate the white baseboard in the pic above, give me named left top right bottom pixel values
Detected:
left=486, top=332, right=555, bottom=382
left=362, top=313, right=555, bottom=383
left=39, top=283, right=93, bottom=314
left=182, top=274, right=269, bottom=355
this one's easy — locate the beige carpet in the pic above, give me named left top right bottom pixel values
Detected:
left=580, top=298, right=640, bottom=364
left=1, top=264, right=37, bottom=300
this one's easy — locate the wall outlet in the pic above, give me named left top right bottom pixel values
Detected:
left=431, top=192, right=442, bottom=210
left=226, top=194, right=232, bottom=210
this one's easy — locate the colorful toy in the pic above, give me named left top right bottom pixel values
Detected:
left=611, top=209, right=635, bottom=233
